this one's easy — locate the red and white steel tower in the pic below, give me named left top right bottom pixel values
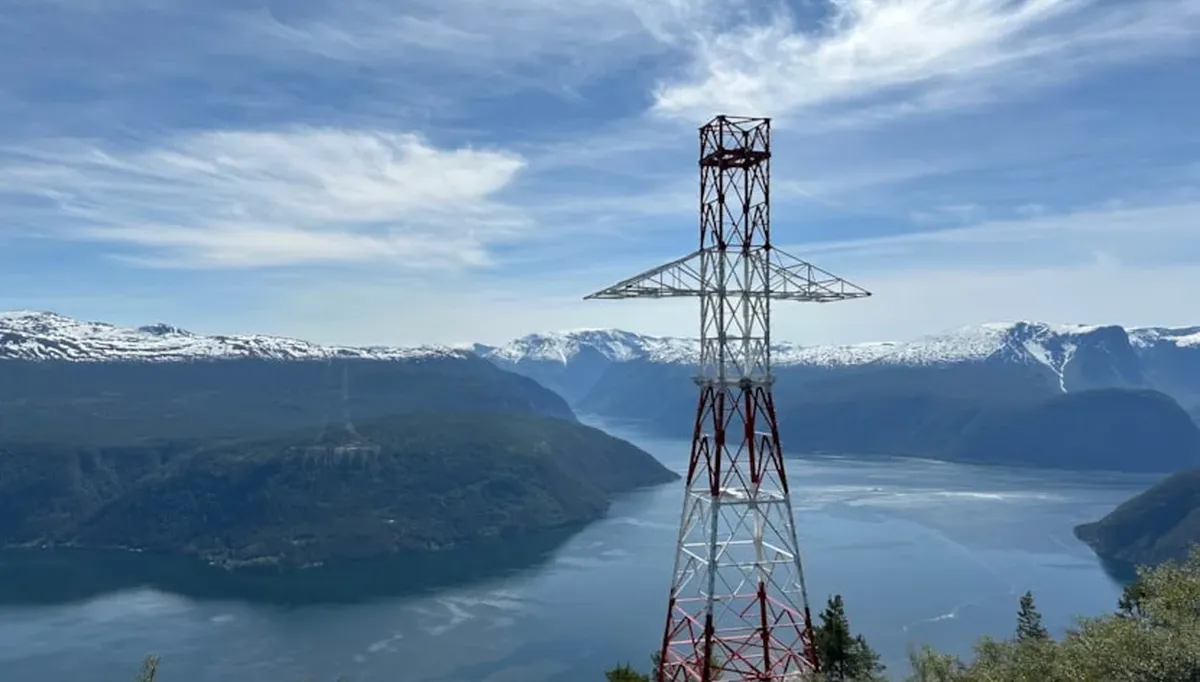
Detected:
left=585, top=116, right=871, bottom=681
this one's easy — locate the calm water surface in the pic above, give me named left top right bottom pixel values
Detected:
left=0, top=421, right=1158, bottom=681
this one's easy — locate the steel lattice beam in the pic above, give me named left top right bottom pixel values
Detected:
left=583, top=247, right=871, bottom=303
left=584, top=115, right=871, bottom=682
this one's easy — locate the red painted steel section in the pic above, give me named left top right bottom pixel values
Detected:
left=657, top=382, right=819, bottom=681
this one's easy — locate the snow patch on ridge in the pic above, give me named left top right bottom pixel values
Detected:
left=8, top=310, right=1196, bottom=376
left=482, top=321, right=1197, bottom=377
left=1128, top=326, right=1200, bottom=349
left=0, top=311, right=465, bottom=363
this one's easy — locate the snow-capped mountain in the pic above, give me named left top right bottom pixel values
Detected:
left=477, top=322, right=1200, bottom=474
left=6, top=310, right=1199, bottom=410
left=0, top=310, right=465, bottom=362
left=477, top=329, right=705, bottom=365
left=5, top=310, right=1198, bottom=473
left=479, top=321, right=1170, bottom=370
left=477, top=321, right=1200, bottom=409
left=1130, top=326, right=1200, bottom=349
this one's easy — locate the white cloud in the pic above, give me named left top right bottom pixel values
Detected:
left=4, top=0, right=1197, bottom=349
left=247, top=259, right=1200, bottom=349
left=653, top=0, right=1200, bottom=123
left=787, top=200, right=1200, bottom=266
left=241, top=200, right=1200, bottom=346
left=237, top=0, right=726, bottom=92
left=0, top=129, right=528, bottom=268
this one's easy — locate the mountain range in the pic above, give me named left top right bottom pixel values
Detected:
left=474, top=322, right=1200, bottom=474
left=5, top=311, right=1200, bottom=473
left=5, top=310, right=1200, bottom=569
left=475, top=321, right=1200, bottom=569
left=0, top=310, right=462, bottom=363
left=474, top=322, right=1200, bottom=408
left=0, top=311, right=676, bottom=570
left=7, top=311, right=1198, bottom=406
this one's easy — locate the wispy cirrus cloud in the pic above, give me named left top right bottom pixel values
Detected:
left=253, top=198, right=1200, bottom=346
left=786, top=199, right=1200, bottom=267
left=653, top=0, right=1200, bottom=124
left=244, top=0, right=681, bottom=63
left=0, top=129, right=528, bottom=269
left=1, top=0, right=1198, bottom=346
left=218, top=0, right=734, bottom=111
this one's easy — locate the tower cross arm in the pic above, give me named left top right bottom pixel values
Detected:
left=762, top=247, right=873, bottom=303
left=582, top=249, right=706, bottom=300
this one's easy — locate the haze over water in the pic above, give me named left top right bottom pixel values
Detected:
left=0, top=420, right=1156, bottom=682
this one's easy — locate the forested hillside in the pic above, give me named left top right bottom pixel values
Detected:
left=0, top=314, right=677, bottom=571
left=1076, top=467, right=1200, bottom=571
left=0, top=413, right=675, bottom=570
left=0, top=355, right=575, bottom=445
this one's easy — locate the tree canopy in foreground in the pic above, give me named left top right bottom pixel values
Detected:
left=606, top=546, right=1200, bottom=682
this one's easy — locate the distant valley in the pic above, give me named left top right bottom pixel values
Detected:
left=474, top=323, right=1200, bottom=571
left=5, top=310, right=1200, bottom=573
left=476, top=322, right=1200, bottom=474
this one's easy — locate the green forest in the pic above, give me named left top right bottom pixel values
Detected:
left=0, top=412, right=675, bottom=570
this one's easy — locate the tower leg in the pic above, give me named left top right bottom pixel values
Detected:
left=656, top=383, right=818, bottom=681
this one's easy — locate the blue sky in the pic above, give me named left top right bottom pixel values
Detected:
left=1, top=0, right=1198, bottom=346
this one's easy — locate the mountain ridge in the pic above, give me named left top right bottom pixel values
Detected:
left=472, top=321, right=1200, bottom=475
left=6, top=311, right=1197, bottom=375
left=0, top=311, right=580, bottom=445
left=0, top=311, right=463, bottom=363
left=476, top=321, right=1200, bottom=410
left=4, top=311, right=1199, bottom=474
left=478, top=321, right=1197, bottom=372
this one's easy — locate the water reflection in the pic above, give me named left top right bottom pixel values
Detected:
left=0, top=525, right=585, bottom=607
left=0, top=425, right=1156, bottom=682
left=1095, top=555, right=1138, bottom=585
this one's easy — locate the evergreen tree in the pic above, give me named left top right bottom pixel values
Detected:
left=814, top=594, right=886, bottom=681
left=815, top=594, right=856, bottom=679
left=850, top=634, right=885, bottom=679
left=1015, top=591, right=1049, bottom=642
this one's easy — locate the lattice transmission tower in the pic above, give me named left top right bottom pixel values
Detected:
left=584, top=116, right=871, bottom=682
